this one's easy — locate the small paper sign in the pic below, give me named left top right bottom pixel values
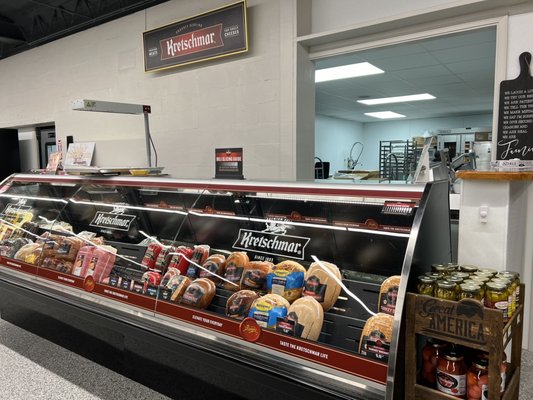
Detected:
left=215, top=147, right=244, bottom=179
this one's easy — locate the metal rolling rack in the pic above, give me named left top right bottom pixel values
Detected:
left=379, top=140, right=417, bottom=181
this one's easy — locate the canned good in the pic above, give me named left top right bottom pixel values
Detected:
left=417, top=275, right=436, bottom=296
left=432, top=264, right=451, bottom=275
left=459, top=283, right=483, bottom=302
left=491, top=277, right=513, bottom=318
left=458, top=264, right=478, bottom=274
left=497, top=271, right=520, bottom=315
left=477, top=268, right=498, bottom=277
left=451, top=272, right=470, bottom=280
left=466, top=357, right=488, bottom=399
left=446, top=263, right=459, bottom=273
left=485, top=282, right=509, bottom=323
left=448, top=276, right=464, bottom=298
left=463, top=280, right=485, bottom=302
left=435, top=280, right=457, bottom=301
left=426, top=271, right=445, bottom=280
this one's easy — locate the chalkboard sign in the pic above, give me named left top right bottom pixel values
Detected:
left=496, top=52, right=533, bottom=160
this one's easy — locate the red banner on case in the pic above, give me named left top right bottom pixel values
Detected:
left=0, top=257, right=38, bottom=275
left=160, top=25, right=223, bottom=60
left=37, top=268, right=85, bottom=289
left=92, top=283, right=156, bottom=311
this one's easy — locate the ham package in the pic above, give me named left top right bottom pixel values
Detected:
left=185, top=245, right=210, bottom=279
left=267, top=260, right=306, bottom=303
left=80, top=245, right=117, bottom=282
left=302, top=260, right=342, bottom=311
left=222, top=252, right=249, bottom=291
left=167, top=246, right=193, bottom=275
left=277, top=297, right=324, bottom=341
left=180, top=278, right=216, bottom=308
left=248, top=293, right=290, bottom=329
left=225, top=290, right=260, bottom=320
left=358, top=313, right=393, bottom=361
left=168, top=275, right=192, bottom=302
left=198, top=254, right=226, bottom=283
left=240, top=261, right=273, bottom=291
left=378, top=275, right=401, bottom=315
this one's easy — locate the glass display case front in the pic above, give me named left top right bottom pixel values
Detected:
left=0, top=174, right=451, bottom=400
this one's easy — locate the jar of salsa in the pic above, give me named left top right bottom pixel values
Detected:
left=478, top=351, right=507, bottom=394
left=435, top=280, right=457, bottom=301
left=421, top=338, right=448, bottom=388
left=417, top=275, right=436, bottom=296
left=437, top=347, right=467, bottom=398
left=466, top=357, right=488, bottom=400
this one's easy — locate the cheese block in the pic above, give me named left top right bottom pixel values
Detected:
left=180, top=278, right=216, bottom=309
left=222, top=252, right=250, bottom=291
left=240, top=261, right=273, bottom=291
left=198, top=254, right=226, bottom=283
left=267, top=260, right=306, bottom=303
left=168, top=275, right=192, bottom=302
left=302, top=260, right=342, bottom=311
left=226, top=290, right=260, bottom=320
left=378, top=275, right=401, bottom=315
left=278, top=297, right=324, bottom=341
left=248, top=293, right=290, bottom=329
left=358, top=313, right=394, bottom=361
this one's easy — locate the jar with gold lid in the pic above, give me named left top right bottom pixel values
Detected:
left=491, top=277, right=513, bottom=318
left=485, top=282, right=509, bottom=323
left=462, top=280, right=485, bottom=302
left=497, top=271, right=520, bottom=314
left=435, top=280, right=457, bottom=301
left=417, top=275, right=436, bottom=296
left=432, top=264, right=451, bottom=276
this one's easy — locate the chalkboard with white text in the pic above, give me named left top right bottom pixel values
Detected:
left=496, top=52, right=533, bottom=160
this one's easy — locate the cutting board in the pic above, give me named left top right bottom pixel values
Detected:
left=496, top=52, right=533, bottom=160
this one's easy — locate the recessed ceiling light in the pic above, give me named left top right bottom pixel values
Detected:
left=364, top=111, right=405, bottom=119
left=315, top=62, right=384, bottom=83
left=357, top=93, right=435, bottom=105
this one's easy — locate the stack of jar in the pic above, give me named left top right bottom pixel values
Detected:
left=416, top=264, right=520, bottom=324
left=420, top=338, right=508, bottom=399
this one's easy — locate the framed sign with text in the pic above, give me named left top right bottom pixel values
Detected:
left=143, top=0, right=248, bottom=72
left=215, top=147, right=243, bottom=179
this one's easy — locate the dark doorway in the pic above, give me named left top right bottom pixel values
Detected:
left=0, top=129, right=21, bottom=180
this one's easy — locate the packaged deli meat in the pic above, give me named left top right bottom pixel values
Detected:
left=154, top=245, right=175, bottom=274
left=248, top=293, right=290, bottom=329
left=185, top=245, right=210, bottom=279
left=168, top=246, right=193, bottom=275
left=358, top=313, right=394, bottom=361
left=41, top=234, right=63, bottom=258
left=55, top=236, right=83, bottom=261
left=141, top=242, right=163, bottom=270
left=240, top=261, right=273, bottom=291
left=81, top=246, right=117, bottom=282
left=378, top=275, right=401, bottom=315
left=168, top=275, right=192, bottom=302
left=278, top=296, right=324, bottom=341
left=222, top=252, right=250, bottom=291
left=14, top=243, right=41, bottom=265
left=142, top=270, right=162, bottom=294
left=267, top=260, right=306, bottom=303
left=198, top=254, right=226, bottom=283
left=160, top=267, right=180, bottom=287
left=226, top=290, right=260, bottom=320
left=180, top=278, right=216, bottom=308
left=302, top=260, right=342, bottom=311
left=72, top=245, right=95, bottom=276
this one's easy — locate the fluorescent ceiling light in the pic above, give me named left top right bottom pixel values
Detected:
left=364, top=111, right=405, bottom=119
left=357, top=93, right=435, bottom=105
left=315, top=62, right=384, bottom=83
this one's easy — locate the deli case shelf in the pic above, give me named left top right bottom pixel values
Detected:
left=0, top=174, right=452, bottom=400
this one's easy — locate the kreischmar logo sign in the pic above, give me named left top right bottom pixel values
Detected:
left=233, top=229, right=310, bottom=260
left=90, top=207, right=136, bottom=232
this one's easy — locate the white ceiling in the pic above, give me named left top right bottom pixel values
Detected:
left=315, top=26, right=496, bottom=123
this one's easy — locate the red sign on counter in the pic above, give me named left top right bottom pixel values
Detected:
left=93, top=283, right=156, bottom=311
left=37, top=268, right=85, bottom=289
left=0, top=257, right=38, bottom=275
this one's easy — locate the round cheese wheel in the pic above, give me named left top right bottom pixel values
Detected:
left=240, top=261, right=273, bottom=291
left=226, top=290, right=260, bottom=320
left=267, top=260, right=305, bottom=303
left=303, top=260, right=342, bottom=311
left=180, top=278, right=216, bottom=309
left=248, top=293, right=290, bottom=329
left=285, top=297, right=324, bottom=341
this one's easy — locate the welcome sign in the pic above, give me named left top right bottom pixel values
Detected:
left=143, top=1, right=248, bottom=72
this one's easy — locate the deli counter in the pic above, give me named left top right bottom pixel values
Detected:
left=0, top=174, right=452, bottom=400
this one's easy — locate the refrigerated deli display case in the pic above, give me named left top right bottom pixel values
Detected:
left=0, top=174, right=451, bottom=400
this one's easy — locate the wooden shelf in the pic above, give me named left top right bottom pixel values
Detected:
left=405, top=285, right=524, bottom=400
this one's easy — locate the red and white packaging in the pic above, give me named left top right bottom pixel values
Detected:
left=141, top=242, right=163, bottom=270
left=81, top=245, right=117, bottom=282
left=154, top=245, right=175, bottom=274
left=161, top=267, right=180, bottom=287
left=142, top=270, right=162, bottom=292
left=168, top=246, right=193, bottom=275
left=72, top=245, right=95, bottom=276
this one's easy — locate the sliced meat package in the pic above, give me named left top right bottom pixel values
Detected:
left=154, top=245, right=176, bottom=274
left=240, top=261, right=273, bottom=291
left=185, top=245, right=210, bottom=279
left=180, top=278, right=216, bottom=308
left=248, top=293, right=290, bottom=329
left=226, top=290, right=260, bottom=320
left=222, top=252, right=249, bottom=291
left=278, top=297, right=324, bottom=341
left=302, top=260, right=342, bottom=311
left=198, top=254, right=226, bottom=283
left=168, top=275, right=192, bottom=302
left=267, top=260, right=306, bottom=303
left=167, top=246, right=193, bottom=275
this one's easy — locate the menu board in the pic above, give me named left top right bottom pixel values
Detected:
left=496, top=52, right=533, bottom=160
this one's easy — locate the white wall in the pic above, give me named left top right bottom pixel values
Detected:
left=310, top=0, right=488, bottom=34
left=315, top=115, right=363, bottom=173
left=0, top=0, right=299, bottom=181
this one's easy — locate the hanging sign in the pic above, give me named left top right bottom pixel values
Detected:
left=496, top=52, right=533, bottom=160
left=215, top=147, right=244, bottom=179
left=143, top=1, right=248, bottom=72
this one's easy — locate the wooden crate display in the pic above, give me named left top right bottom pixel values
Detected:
left=405, top=284, right=524, bottom=400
